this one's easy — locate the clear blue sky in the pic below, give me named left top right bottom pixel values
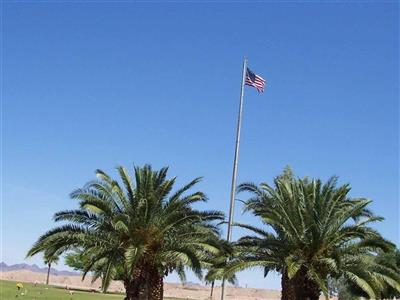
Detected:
left=3, top=2, right=399, bottom=290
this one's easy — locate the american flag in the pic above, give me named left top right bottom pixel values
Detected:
left=245, top=68, right=266, bottom=92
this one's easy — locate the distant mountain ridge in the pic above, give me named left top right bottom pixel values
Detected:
left=0, top=262, right=79, bottom=276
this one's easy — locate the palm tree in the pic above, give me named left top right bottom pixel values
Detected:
left=203, top=245, right=237, bottom=299
left=27, top=165, right=225, bottom=300
left=225, top=168, right=400, bottom=300
left=43, top=250, right=59, bottom=285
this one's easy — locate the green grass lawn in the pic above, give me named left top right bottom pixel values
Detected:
left=0, top=280, right=185, bottom=300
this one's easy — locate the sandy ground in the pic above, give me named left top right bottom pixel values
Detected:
left=0, top=270, right=331, bottom=300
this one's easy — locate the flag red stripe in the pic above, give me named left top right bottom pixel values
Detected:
left=245, top=71, right=266, bottom=93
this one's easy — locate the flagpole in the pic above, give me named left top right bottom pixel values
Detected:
left=220, top=58, right=247, bottom=300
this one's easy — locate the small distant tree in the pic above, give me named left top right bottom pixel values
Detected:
left=205, top=267, right=237, bottom=299
left=204, top=243, right=236, bottom=299
left=43, top=250, right=59, bottom=285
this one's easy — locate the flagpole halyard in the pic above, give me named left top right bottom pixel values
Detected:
left=220, top=58, right=247, bottom=300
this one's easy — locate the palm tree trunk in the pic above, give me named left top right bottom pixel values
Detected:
left=281, top=270, right=295, bottom=300
left=281, top=267, right=321, bottom=300
left=46, top=263, right=51, bottom=285
left=292, top=280, right=320, bottom=300
left=124, top=268, right=146, bottom=300
left=124, top=279, right=142, bottom=300
left=147, top=267, right=163, bottom=300
left=210, top=281, right=215, bottom=299
left=124, top=281, right=138, bottom=300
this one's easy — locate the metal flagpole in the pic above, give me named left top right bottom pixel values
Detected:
left=220, top=58, right=247, bottom=300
